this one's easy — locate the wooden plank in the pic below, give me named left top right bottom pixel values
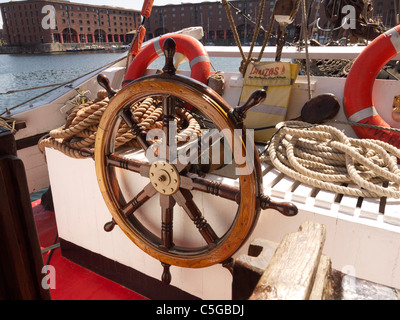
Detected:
left=383, top=198, right=400, bottom=227
left=339, top=192, right=359, bottom=216
left=314, top=189, right=337, bottom=210
left=270, top=176, right=296, bottom=199
left=262, top=168, right=283, bottom=189
left=291, top=183, right=314, bottom=204
left=249, top=221, right=326, bottom=300
left=0, top=128, right=50, bottom=300
left=359, top=197, right=380, bottom=220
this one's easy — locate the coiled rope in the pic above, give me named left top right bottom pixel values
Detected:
left=262, top=121, right=400, bottom=198
left=0, top=117, right=16, bottom=134
left=39, top=90, right=201, bottom=159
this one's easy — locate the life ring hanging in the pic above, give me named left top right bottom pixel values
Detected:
left=344, top=25, right=400, bottom=148
left=123, top=33, right=211, bottom=86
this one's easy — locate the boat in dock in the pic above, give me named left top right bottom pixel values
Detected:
left=2, top=0, right=400, bottom=300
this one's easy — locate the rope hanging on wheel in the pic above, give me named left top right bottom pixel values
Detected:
left=38, top=88, right=201, bottom=159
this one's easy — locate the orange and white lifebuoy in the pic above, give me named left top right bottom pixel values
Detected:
left=344, top=25, right=400, bottom=148
left=123, top=33, right=211, bottom=86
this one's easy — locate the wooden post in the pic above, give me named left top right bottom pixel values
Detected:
left=0, top=127, right=51, bottom=300
left=249, top=221, right=332, bottom=300
left=235, top=221, right=399, bottom=300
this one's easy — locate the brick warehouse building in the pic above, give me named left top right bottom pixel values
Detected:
left=147, top=0, right=305, bottom=45
left=0, top=0, right=141, bottom=46
left=146, top=0, right=398, bottom=45
left=0, top=0, right=398, bottom=48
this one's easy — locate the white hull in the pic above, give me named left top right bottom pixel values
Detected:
left=10, top=41, right=400, bottom=298
left=45, top=145, right=400, bottom=299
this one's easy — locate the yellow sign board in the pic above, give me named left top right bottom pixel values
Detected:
left=240, top=61, right=300, bottom=143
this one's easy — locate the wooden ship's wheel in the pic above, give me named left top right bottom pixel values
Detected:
left=94, top=38, right=297, bottom=284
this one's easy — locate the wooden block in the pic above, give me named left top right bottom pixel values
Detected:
left=232, top=239, right=278, bottom=300
left=341, top=274, right=400, bottom=300
left=309, top=255, right=333, bottom=300
left=0, top=127, right=17, bottom=156
left=249, top=221, right=326, bottom=300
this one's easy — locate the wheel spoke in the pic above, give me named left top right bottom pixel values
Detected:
left=122, top=183, right=157, bottom=217
left=175, top=129, right=223, bottom=173
left=107, top=153, right=150, bottom=177
left=173, top=189, right=219, bottom=245
left=180, top=173, right=240, bottom=203
left=160, top=195, right=176, bottom=250
left=120, top=108, right=150, bottom=151
left=162, top=96, right=177, bottom=162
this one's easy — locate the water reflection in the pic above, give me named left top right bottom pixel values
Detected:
left=0, top=52, right=124, bottom=113
left=0, top=52, right=243, bottom=114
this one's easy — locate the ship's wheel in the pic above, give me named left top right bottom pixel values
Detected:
left=94, top=38, right=297, bottom=284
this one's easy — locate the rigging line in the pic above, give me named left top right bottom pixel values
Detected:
left=242, top=0, right=266, bottom=74
left=301, top=0, right=312, bottom=100
left=257, top=0, right=277, bottom=62
left=310, top=0, right=322, bottom=39
left=0, top=55, right=126, bottom=117
left=0, top=82, right=66, bottom=95
left=227, top=1, right=267, bottom=32
left=221, top=0, right=247, bottom=65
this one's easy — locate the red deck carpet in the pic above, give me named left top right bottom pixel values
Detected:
left=32, top=198, right=147, bottom=300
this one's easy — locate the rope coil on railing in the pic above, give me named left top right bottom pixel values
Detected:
left=39, top=90, right=201, bottom=159
left=262, top=121, right=400, bottom=198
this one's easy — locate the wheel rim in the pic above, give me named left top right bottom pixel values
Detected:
left=95, top=75, right=261, bottom=268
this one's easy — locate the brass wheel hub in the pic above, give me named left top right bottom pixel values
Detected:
left=149, top=160, right=180, bottom=195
